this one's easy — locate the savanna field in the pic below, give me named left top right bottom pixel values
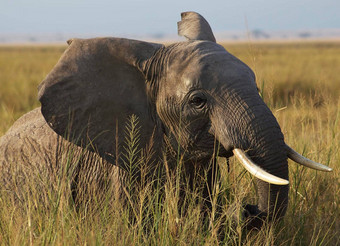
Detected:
left=0, top=41, right=339, bottom=245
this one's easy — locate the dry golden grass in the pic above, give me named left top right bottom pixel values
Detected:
left=226, top=41, right=340, bottom=106
left=0, top=45, right=65, bottom=134
left=0, top=41, right=339, bottom=245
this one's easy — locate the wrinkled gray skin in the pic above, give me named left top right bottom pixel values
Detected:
left=0, top=12, right=288, bottom=228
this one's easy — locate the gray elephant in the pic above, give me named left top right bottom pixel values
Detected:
left=0, top=12, right=331, bottom=228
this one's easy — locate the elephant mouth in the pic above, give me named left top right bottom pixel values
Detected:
left=181, top=123, right=331, bottom=184
left=219, top=144, right=332, bottom=186
left=189, top=132, right=329, bottom=185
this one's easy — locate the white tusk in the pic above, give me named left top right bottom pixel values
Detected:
left=286, top=145, right=333, bottom=172
left=232, top=148, right=289, bottom=185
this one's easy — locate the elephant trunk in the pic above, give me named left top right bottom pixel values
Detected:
left=212, top=94, right=289, bottom=226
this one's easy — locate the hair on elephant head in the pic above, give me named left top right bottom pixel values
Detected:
left=38, top=11, right=332, bottom=228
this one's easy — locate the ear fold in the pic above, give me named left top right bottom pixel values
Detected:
left=38, top=37, right=163, bottom=162
left=177, top=11, right=216, bottom=42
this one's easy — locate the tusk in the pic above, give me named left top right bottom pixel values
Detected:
left=232, top=148, right=289, bottom=185
left=286, top=145, right=333, bottom=172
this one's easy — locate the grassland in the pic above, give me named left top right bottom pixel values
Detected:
left=0, top=41, right=339, bottom=245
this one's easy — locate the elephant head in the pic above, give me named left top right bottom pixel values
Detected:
left=38, top=12, right=332, bottom=228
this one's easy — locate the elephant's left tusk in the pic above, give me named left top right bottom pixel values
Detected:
left=286, top=145, right=333, bottom=172
left=232, top=148, right=289, bottom=185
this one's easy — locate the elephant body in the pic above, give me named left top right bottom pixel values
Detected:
left=0, top=12, right=331, bottom=229
left=0, top=108, right=122, bottom=205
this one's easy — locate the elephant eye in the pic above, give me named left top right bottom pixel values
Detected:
left=189, top=95, right=207, bottom=109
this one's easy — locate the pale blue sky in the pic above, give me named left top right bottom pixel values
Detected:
left=1, top=0, right=339, bottom=36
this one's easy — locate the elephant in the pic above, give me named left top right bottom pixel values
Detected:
left=0, top=12, right=332, bottom=228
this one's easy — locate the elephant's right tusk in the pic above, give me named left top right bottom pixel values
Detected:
left=286, top=145, right=333, bottom=172
left=233, top=148, right=289, bottom=185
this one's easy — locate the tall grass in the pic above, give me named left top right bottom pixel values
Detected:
left=0, top=42, right=339, bottom=245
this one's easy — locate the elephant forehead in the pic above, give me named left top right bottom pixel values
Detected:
left=165, top=59, right=204, bottom=95
left=201, top=57, right=255, bottom=87
left=166, top=50, right=255, bottom=92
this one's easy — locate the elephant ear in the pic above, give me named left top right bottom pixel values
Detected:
left=38, top=37, right=163, bottom=162
left=177, top=11, right=216, bottom=42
